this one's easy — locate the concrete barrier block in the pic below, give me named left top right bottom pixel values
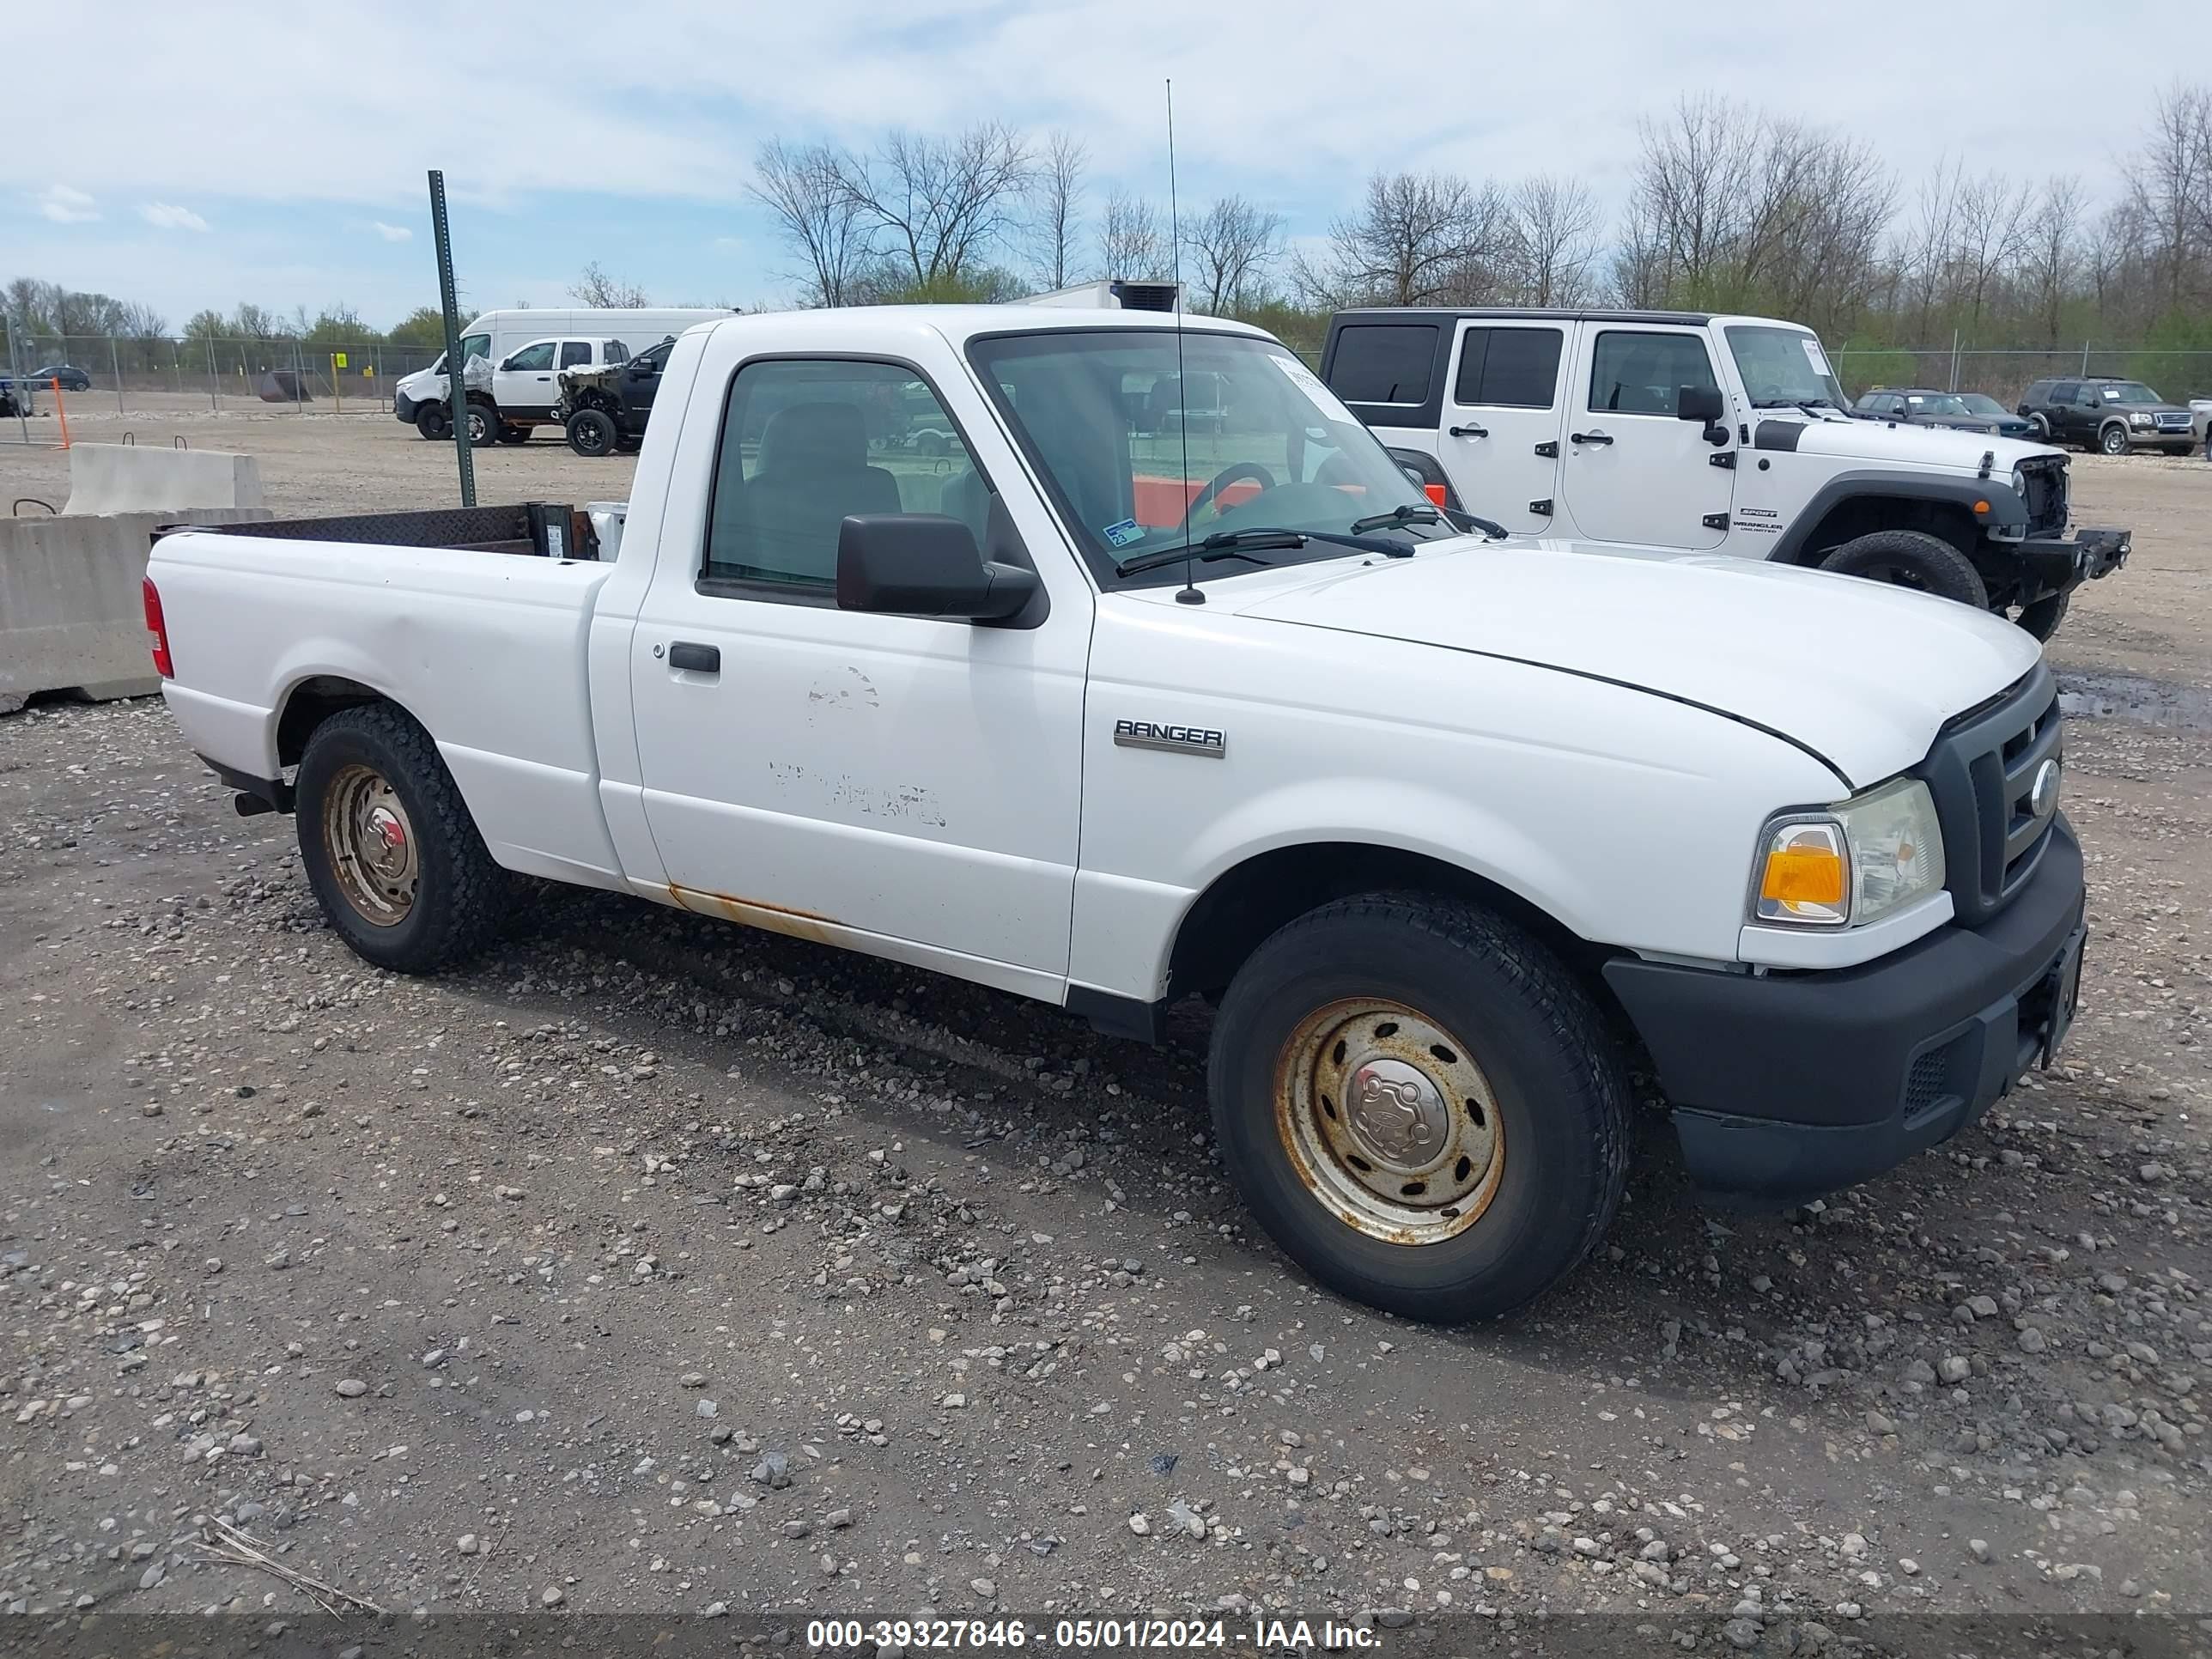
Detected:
left=63, top=445, right=265, bottom=516
left=1, top=508, right=270, bottom=714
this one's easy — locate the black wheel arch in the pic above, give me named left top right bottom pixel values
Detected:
left=1768, top=470, right=2027, bottom=568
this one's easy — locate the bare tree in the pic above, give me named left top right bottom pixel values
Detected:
left=1950, top=172, right=2032, bottom=333
left=1182, top=195, right=1284, bottom=312
left=1628, top=94, right=1761, bottom=301
left=570, top=261, right=648, bottom=307
left=750, top=139, right=875, bottom=307
left=1297, top=172, right=1508, bottom=307
left=1505, top=175, right=1599, bottom=306
left=2024, top=175, right=2085, bottom=344
left=1026, top=131, right=1088, bottom=290
left=2130, top=81, right=2212, bottom=307
left=1097, top=189, right=1165, bottom=279
left=831, top=122, right=1034, bottom=288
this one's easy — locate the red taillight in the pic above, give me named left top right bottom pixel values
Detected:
left=142, top=577, right=173, bottom=678
left=1423, top=483, right=1448, bottom=507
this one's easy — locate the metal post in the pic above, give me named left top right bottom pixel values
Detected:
left=5, top=313, right=27, bottom=444
left=1948, top=329, right=1960, bottom=393
left=428, top=168, right=477, bottom=507
left=2081, top=339, right=2090, bottom=374
left=291, top=338, right=305, bottom=412
left=205, top=334, right=219, bottom=412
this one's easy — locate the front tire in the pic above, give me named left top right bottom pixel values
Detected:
left=1208, top=893, right=1631, bottom=1322
left=414, top=404, right=451, bottom=441
left=464, top=401, right=501, bottom=447
left=498, top=422, right=530, bottom=445
left=2100, top=423, right=2130, bottom=456
left=296, top=704, right=510, bottom=974
left=2016, top=589, right=2070, bottom=641
left=1820, top=529, right=1990, bottom=608
left=566, top=406, right=618, bottom=458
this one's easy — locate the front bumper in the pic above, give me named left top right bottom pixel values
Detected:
left=393, top=391, right=420, bottom=422
left=2018, top=525, right=2130, bottom=592
left=1604, top=817, right=2085, bottom=1206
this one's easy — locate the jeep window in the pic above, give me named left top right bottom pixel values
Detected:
left=1453, top=326, right=1563, bottom=408
left=1589, top=331, right=1720, bottom=416
left=1722, top=325, right=1846, bottom=410
left=971, top=328, right=1449, bottom=589
left=1957, top=393, right=2009, bottom=417
left=559, top=341, right=592, bottom=369
left=1329, top=323, right=1437, bottom=404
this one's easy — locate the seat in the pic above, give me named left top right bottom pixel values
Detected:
left=715, top=400, right=902, bottom=585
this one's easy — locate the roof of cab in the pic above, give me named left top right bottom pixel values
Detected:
left=695, top=304, right=1272, bottom=346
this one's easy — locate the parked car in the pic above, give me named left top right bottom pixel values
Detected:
left=392, top=307, right=731, bottom=445
left=2015, top=378, right=2197, bottom=454
left=2191, top=397, right=2212, bottom=449
left=29, top=363, right=91, bottom=392
left=1853, top=386, right=2035, bottom=439
left=555, top=335, right=674, bottom=457
left=145, top=303, right=2087, bottom=1324
left=1321, top=307, right=2125, bottom=640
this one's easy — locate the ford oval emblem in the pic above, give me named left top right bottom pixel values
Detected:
left=2029, top=757, right=2062, bottom=820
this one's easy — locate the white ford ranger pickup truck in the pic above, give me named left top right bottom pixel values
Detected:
left=143, top=305, right=2087, bottom=1321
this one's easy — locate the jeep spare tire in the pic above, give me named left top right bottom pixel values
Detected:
left=1820, top=530, right=1989, bottom=608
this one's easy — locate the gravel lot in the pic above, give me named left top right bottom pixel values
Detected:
left=3, top=418, right=2210, bottom=1651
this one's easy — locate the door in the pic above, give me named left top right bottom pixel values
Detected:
left=1437, top=321, right=1565, bottom=533
left=626, top=347, right=1091, bottom=988
left=2047, top=381, right=2081, bottom=441
left=1559, top=326, right=1734, bottom=549
left=494, top=339, right=560, bottom=415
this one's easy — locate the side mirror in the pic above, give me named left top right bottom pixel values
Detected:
left=836, top=514, right=1039, bottom=623
left=1675, top=385, right=1725, bottom=425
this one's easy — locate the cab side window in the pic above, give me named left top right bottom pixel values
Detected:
left=702, top=359, right=990, bottom=596
left=1588, top=331, right=1719, bottom=416
left=559, top=341, right=592, bottom=369
left=1454, top=327, right=1564, bottom=407
left=506, top=342, right=556, bottom=373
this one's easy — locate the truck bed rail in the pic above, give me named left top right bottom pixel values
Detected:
left=155, top=501, right=598, bottom=560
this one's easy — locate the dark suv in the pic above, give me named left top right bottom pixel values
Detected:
left=1852, top=386, right=2035, bottom=437
left=556, top=336, right=673, bottom=457
left=2017, top=378, right=2197, bottom=455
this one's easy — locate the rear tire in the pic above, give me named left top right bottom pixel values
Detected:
left=2016, top=589, right=2070, bottom=641
left=1820, top=529, right=1990, bottom=608
left=414, top=404, right=451, bottom=441
left=2100, top=423, right=2129, bottom=456
left=464, top=401, right=501, bottom=447
left=1207, top=892, right=1631, bottom=1322
left=566, top=406, right=618, bottom=458
left=295, top=704, right=510, bottom=974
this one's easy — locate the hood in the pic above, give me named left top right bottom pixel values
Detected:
left=1760, top=411, right=2057, bottom=471
left=1220, top=539, right=2040, bottom=787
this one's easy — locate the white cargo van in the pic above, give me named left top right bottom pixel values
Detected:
left=392, top=307, right=731, bottom=444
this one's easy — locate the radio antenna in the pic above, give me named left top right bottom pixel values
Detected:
left=1166, top=77, right=1202, bottom=605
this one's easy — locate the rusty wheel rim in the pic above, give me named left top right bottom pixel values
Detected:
left=1273, top=998, right=1504, bottom=1244
left=322, top=763, right=418, bottom=927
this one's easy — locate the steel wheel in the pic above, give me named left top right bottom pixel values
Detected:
left=1273, top=998, right=1505, bottom=1243
left=321, top=763, right=419, bottom=927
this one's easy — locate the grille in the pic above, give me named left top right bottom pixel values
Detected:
left=2015, top=457, right=2068, bottom=535
left=1918, top=665, right=2061, bottom=927
left=2154, top=412, right=2191, bottom=430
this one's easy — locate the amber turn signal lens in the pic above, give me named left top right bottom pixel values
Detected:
left=1761, top=843, right=1844, bottom=908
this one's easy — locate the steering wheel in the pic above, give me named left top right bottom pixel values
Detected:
left=1750, top=382, right=1784, bottom=405
left=1182, top=461, right=1276, bottom=528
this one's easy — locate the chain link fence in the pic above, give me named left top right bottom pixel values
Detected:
left=3, top=325, right=442, bottom=431
left=1830, top=344, right=2212, bottom=406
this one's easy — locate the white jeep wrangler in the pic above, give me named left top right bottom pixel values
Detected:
left=1322, top=307, right=2130, bottom=639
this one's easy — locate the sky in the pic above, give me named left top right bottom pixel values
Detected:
left=2, top=2, right=2179, bottom=331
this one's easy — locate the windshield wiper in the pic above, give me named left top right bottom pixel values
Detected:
left=1352, top=501, right=1512, bottom=543
left=1113, top=525, right=1414, bottom=580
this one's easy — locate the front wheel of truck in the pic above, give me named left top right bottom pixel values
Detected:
left=296, top=704, right=510, bottom=974
left=1208, top=893, right=1631, bottom=1322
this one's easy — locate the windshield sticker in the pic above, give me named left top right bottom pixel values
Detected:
left=1800, top=337, right=1832, bottom=376
left=2102, top=387, right=2126, bottom=399
left=1102, top=517, right=1145, bottom=549
left=1271, top=354, right=1359, bottom=424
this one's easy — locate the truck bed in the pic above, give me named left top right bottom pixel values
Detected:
left=182, top=501, right=603, bottom=561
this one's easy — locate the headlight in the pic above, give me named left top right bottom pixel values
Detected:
left=1751, top=779, right=1945, bottom=929
left=2010, top=465, right=2027, bottom=497
left=2129, top=412, right=2154, bottom=427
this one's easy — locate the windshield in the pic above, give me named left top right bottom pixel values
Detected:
left=1909, top=392, right=1972, bottom=416
left=1724, top=325, right=1847, bottom=410
left=1956, top=392, right=2008, bottom=416
left=968, top=329, right=1450, bottom=585
left=2095, top=381, right=2160, bottom=404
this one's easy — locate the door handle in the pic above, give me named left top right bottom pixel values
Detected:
left=667, top=641, right=720, bottom=674
left=1569, top=430, right=1613, bottom=446
left=1449, top=422, right=1488, bottom=438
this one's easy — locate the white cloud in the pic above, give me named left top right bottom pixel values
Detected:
left=140, top=202, right=210, bottom=232
left=371, top=221, right=413, bottom=242
left=36, top=184, right=100, bottom=223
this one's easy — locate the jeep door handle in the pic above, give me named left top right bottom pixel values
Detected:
left=1449, top=423, right=1488, bottom=439
left=1569, top=429, right=1613, bottom=446
left=667, top=641, right=720, bottom=674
